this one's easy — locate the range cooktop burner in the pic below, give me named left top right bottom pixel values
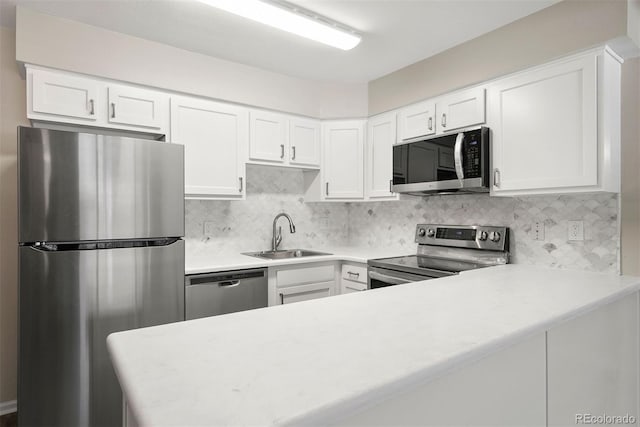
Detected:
left=367, top=224, right=510, bottom=288
left=369, top=255, right=488, bottom=276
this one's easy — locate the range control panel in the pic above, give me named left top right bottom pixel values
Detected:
left=415, top=224, right=509, bottom=251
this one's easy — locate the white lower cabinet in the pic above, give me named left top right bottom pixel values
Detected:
left=269, top=262, right=337, bottom=306
left=488, top=47, right=621, bottom=196
left=340, top=263, right=368, bottom=294
left=170, top=96, right=247, bottom=199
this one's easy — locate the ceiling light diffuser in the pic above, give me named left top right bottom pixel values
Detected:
left=198, top=0, right=361, bottom=50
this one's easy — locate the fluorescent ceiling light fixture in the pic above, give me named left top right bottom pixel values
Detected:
left=198, top=0, right=361, bottom=50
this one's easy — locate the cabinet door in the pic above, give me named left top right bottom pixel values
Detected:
left=367, top=112, right=397, bottom=199
left=249, top=110, right=288, bottom=163
left=277, top=281, right=334, bottom=305
left=398, top=100, right=435, bottom=142
left=289, top=118, right=320, bottom=167
left=31, top=69, right=100, bottom=122
left=436, top=87, right=485, bottom=133
left=323, top=120, right=365, bottom=199
left=488, top=55, right=597, bottom=194
left=107, top=84, right=166, bottom=130
left=170, top=96, right=247, bottom=199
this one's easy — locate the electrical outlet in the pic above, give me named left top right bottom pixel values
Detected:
left=533, top=221, right=545, bottom=241
left=203, top=221, right=216, bottom=237
left=568, top=220, right=584, bottom=241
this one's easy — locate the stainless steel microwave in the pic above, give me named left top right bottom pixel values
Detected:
left=392, top=126, right=490, bottom=196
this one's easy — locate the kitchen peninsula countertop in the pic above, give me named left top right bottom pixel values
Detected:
left=107, top=265, right=640, bottom=427
left=185, top=246, right=410, bottom=274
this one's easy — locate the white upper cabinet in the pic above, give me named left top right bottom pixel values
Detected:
left=107, top=84, right=166, bottom=130
left=366, top=112, right=398, bottom=200
left=30, top=68, right=100, bottom=122
left=249, top=110, right=288, bottom=163
left=488, top=47, right=620, bottom=196
left=397, top=87, right=485, bottom=142
left=170, top=96, right=247, bottom=200
left=289, top=117, right=320, bottom=167
left=248, top=111, right=320, bottom=169
left=436, top=87, right=485, bottom=134
left=27, top=66, right=169, bottom=134
left=322, top=120, right=365, bottom=200
left=397, top=101, right=435, bottom=142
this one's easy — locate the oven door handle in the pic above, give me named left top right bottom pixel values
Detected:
left=368, top=270, right=415, bottom=285
left=454, top=132, right=465, bottom=181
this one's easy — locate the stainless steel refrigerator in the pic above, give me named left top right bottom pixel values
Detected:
left=17, top=127, right=185, bottom=427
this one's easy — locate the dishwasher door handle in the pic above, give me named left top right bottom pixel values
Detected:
left=218, top=280, right=240, bottom=287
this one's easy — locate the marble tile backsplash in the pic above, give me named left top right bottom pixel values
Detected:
left=348, top=194, right=619, bottom=273
left=186, top=166, right=619, bottom=273
left=185, top=165, right=350, bottom=254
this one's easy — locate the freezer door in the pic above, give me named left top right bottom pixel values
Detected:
left=18, top=240, right=184, bottom=427
left=18, top=126, right=184, bottom=243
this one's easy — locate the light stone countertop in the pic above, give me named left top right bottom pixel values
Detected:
left=108, top=265, right=640, bottom=427
left=185, top=246, right=411, bottom=275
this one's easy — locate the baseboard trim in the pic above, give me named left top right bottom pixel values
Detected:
left=0, top=401, right=16, bottom=416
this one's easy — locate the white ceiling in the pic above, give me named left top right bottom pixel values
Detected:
left=0, top=0, right=560, bottom=83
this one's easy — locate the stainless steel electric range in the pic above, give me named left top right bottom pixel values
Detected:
left=368, top=224, right=510, bottom=289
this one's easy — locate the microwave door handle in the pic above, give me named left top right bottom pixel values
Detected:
left=454, top=132, right=465, bottom=181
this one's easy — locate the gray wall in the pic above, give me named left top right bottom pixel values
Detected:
left=368, top=0, right=629, bottom=115
left=15, top=7, right=368, bottom=120
left=0, top=26, right=29, bottom=404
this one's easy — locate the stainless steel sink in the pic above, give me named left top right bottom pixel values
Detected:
left=243, top=249, right=332, bottom=260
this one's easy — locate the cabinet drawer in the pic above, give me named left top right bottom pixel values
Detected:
left=276, top=264, right=334, bottom=288
left=342, top=281, right=367, bottom=293
left=341, top=264, right=367, bottom=284
left=277, top=281, right=333, bottom=304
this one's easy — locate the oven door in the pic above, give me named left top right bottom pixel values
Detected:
left=368, top=266, right=439, bottom=289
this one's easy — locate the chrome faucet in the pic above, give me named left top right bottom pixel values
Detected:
left=272, top=213, right=296, bottom=251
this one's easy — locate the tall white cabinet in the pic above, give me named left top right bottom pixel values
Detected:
left=488, top=47, right=621, bottom=196
left=366, top=112, right=398, bottom=200
left=170, top=96, right=247, bottom=199
left=320, top=120, right=365, bottom=200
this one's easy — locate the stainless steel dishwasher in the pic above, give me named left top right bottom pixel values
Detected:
left=185, top=268, right=268, bottom=320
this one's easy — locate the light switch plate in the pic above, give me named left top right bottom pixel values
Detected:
left=568, top=220, right=584, bottom=241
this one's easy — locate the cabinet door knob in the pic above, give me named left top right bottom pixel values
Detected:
left=280, top=144, right=285, bottom=159
left=493, top=168, right=501, bottom=188
left=88, top=99, right=95, bottom=115
left=326, top=182, right=329, bottom=196
left=291, top=146, right=296, bottom=160
left=441, top=113, right=447, bottom=127
left=389, top=179, right=393, bottom=193
left=428, top=116, right=433, bottom=131
left=111, top=102, right=116, bottom=119
left=239, top=177, right=244, bottom=193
